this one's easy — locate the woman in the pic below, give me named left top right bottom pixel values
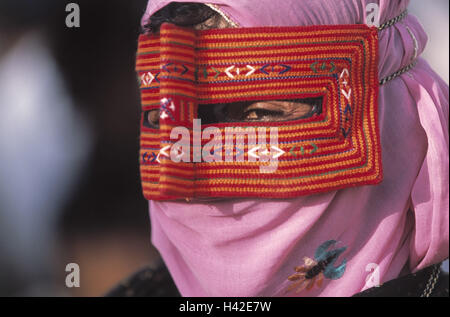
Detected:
left=109, top=0, right=448, bottom=297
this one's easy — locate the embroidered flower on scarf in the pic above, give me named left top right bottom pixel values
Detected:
left=285, top=240, right=347, bottom=294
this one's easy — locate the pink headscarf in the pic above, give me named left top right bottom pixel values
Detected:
left=143, top=0, right=449, bottom=296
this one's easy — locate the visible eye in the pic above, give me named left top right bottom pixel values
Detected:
left=197, top=97, right=323, bottom=124
left=227, top=100, right=317, bottom=123
left=143, top=109, right=160, bottom=129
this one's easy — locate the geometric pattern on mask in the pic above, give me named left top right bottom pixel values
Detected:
left=136, top=23, right=382, bottom=200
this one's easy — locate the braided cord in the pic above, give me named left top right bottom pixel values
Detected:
left=420, top=264, right=441, bottom=297
left=379, top=61, right=416, bottom=85
left=377, top=9, right=416, bottom=85
left=378, top=10, right=408, bottom=31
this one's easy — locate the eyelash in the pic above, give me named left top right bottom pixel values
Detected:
left=243, top=109, right=283, bottom=120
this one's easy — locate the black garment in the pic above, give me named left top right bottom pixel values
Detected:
left=105, top=258, right=449, bottom=297
left=352, top=263, right=449, bottom=297
left=105, top=258, right=180, bottom=297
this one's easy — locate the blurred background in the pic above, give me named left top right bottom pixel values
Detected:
left=0, top=0, right=448, bottom=296
left=0, top=0, right=156, bottom=296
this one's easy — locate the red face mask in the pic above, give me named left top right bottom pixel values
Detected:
left=136, top=23, right=381, bottom=201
